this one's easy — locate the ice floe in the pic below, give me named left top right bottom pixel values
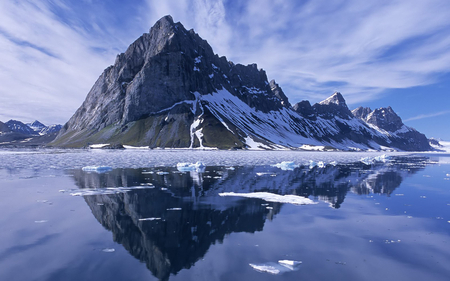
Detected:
left=309, top=160, right=326, bottom=169
left=70, top=185, right=154, bottom=196
left=273, top=161, right=299, bottom=171
left=218, top=192, right=316, bottom=205
left=176, top=162, right=206, bottom=172
left=82, top=166, right=113, bottom=173
left=249, top=260, right=302, bottom=274
left=102, top=248, right=115, bottom=253
left=89, top=144, right=110, bottom=149
left=139, top=217, right=161, bottom=221
left=360, top=154, right=391, bottom=165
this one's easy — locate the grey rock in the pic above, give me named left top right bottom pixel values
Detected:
left=352, top=106, right=430, bottom=151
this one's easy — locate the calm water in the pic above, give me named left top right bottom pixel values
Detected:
left=0, top=149, right=449, bottom=281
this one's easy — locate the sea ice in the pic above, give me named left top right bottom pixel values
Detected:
left=139, top=217, right=161, bottom=221
left=176, top=162, right=206, bottom=172
left=102, top=248, right=115, bottom=253
left=249, top=260, right=302, bottom=275
left=360, top=154, right=391, bottom=165
left=273, top=161, right=298, bottom=171
left=82, top=166, right=113, bottom=173
left=218, top=192, right=316, bottom=205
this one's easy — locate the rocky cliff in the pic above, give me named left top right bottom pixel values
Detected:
left=52, top=15, right=431, bottom=151
left=352, top=106, right=430, bottom=151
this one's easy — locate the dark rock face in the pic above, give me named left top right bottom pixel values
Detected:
left=293, top=100, right=316, bottom=120
left=353, top=106, right=403, bottom=132
left=352, top=106, right=431, bottom=151
left=0, top=121, right=11, bottom=133
left=6, top=120, right=37, bottom=135
left=269, top=80, right=290, bottom=108
left=313, top=92, right=354, bottom=120
left=52, top=15, right=432, bottom=151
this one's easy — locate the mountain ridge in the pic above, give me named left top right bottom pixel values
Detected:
left=51, top=15, right=432, bottom=151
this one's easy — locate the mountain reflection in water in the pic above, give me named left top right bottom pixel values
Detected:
left=69, top=156, right=431, bottom=281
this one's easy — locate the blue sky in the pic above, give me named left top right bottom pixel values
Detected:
left=0, top=0, right=449, bottom=139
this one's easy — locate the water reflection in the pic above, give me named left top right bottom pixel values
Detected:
left=69, top=156, right=432, bottom=280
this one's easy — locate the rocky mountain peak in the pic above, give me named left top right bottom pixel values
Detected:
left=319, top=92, right=347, bottom=107
left=0, top=121, right=11, bottom=133
left=352, top=106, right=372, bottom=119
left=269, top=80, right=290, bottom=108
left=313, top=92, right=353, bottom=120
left=353, top=106, right=403, bottom=132
left=27, top=120, right=46, bottom=131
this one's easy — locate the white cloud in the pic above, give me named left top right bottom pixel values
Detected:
left=404, top=111, right=450, bottom=122
left=1, top=0, right=450, bottom=124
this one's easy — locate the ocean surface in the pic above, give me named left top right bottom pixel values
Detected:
left=0, top=149, right=449, bottom=281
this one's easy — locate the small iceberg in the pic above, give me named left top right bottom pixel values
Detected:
left=249, top=260, right=302, bottom=275
left=139, top=217, right=161, bottom=221
left=309, top=160, right=326, bottom=169
left=273, top=161, right=298, bottom=171
left=82, top=166, right=113, bottom=173
left=102, top=248, right=115, bottom=253
left=219, top=192, right=316, bottom=205
left=361, top=154, right=391, bottom=165
left=176, top=162, right=206, bottom=172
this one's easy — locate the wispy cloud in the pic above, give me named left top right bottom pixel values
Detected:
left=1, top=0, right=450, bottom=124
left=144, top=0, right=450, bottom=105
left=0, top=0, right=149, bottom=124
left=404, top=111, right=450, bottom=122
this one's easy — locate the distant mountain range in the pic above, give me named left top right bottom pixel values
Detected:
left=0, top=119, right=62, bottom=147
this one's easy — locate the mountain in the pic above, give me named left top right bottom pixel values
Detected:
left=27, top=120, right=47, bottom=134
left=0, top=121, right=11, bottom=134
left=6, top=120, right=37, bottom=135
left=352, top=107, right=430, bottom=151
left=52, top=15, right=431, bottom=151
left=0, top=119, right=62, bottom=147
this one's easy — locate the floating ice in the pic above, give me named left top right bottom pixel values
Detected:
left=309, top=160, right=325, bottom=168
left=219, top=192, right=316, bottom=205
left=360, top=154, right=391, bottom=165
left=156, top=171, right=169, bottom=175
left=139, top=217, right=161, bottom=221
left=249, top=263, right=281, bottom=275
left=176, top=162, right=206, bottom=172
left=89, top=144, right=110, bottom=149
left=278, top=260, right=302, bottom=267
left=82, top=166, right=112, bottom=173
left=273, top=161, right=298, bottom=171
left=249, top=260, right=302, bottom=275
left=102, top=248, right=115, bottom=253
left=70, top=185, right=154, bottom=196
